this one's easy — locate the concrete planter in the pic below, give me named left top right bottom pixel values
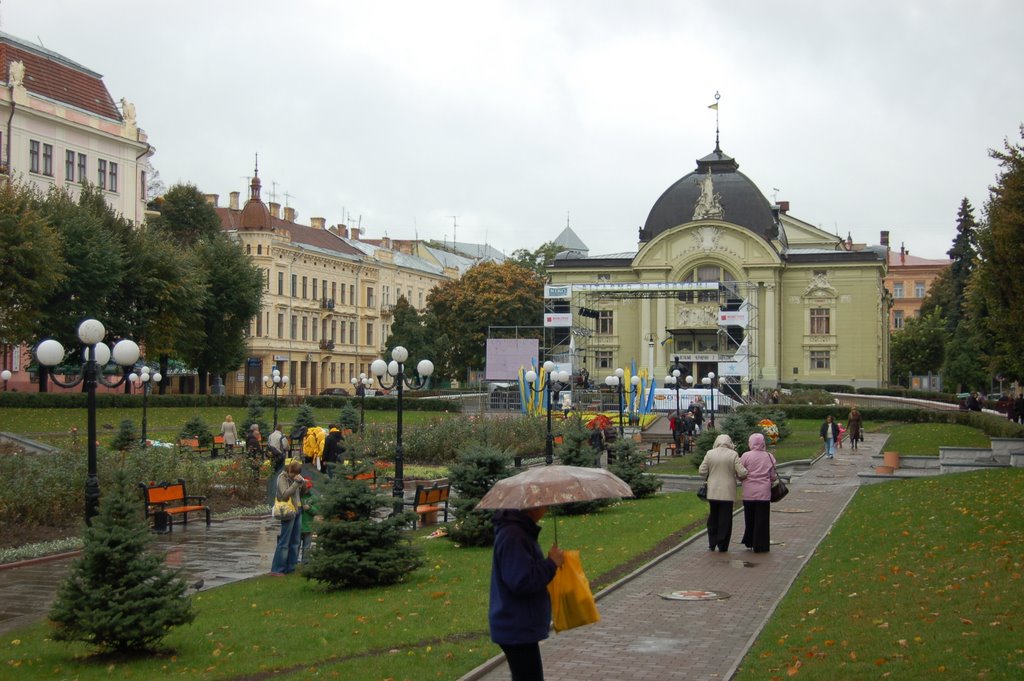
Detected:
left=875, top=465, right=895, bottom=474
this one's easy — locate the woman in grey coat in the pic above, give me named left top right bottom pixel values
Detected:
left=698, top=434, right=748, bottom=552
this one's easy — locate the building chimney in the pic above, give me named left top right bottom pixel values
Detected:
left=283, top=206, right=296, bottom=222
left=338, top=224, right=349, bottom=238
left=269, top=202, right=281, bottom=219
left=900, top=242, right=907, bottom=265
left=381, top=236, right=392, bottom=249
left=351, top=226, right=360, bottom=240
left=777, top=200, right=790, bottom=214
left=311, top=216, right=326, bottom=230
left=229, top=191, right=240, bottom=210
left=205, top=193, right=219, bottom=207
left=880, top=230, right=890, bottom=247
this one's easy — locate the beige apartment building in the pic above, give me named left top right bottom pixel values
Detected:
left=884, top=245, right=950, bottom=330
left=1, top=31, right=153, bottom=392
left=214, top=176, right=459, bottom=397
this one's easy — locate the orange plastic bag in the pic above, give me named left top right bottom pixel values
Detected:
left=547, top=550, right=600, bottom=632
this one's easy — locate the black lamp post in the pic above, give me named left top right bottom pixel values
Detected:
left=262, top=367, right=290, bottom=431
left=350, top=372, right=374, bottom=432
left=701, top=371, right=718, bottom=429
left=35, top=319, right=141, bottom=524
left=526, top=361, right=570, bottom=467
left=129, top=365, right=162, bottom=444
left=605, top=368, right=626, bottom=438
left=665, top=368, right=683, bottom=414
left=1, top=370, right=10, bottom=387
left=370, top=346, right=434, bottom=514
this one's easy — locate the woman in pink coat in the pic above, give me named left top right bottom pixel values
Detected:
left=698, top=434, right=747, bottom=552
left=740, top=432, right=778, bottom=553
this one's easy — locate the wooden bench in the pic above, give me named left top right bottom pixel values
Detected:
left=178, top=437, right=211, bottom=457
left=644, top=442, right=661, bottom=466
left=345, top=468, right=378, bottom=489
left=139, top=478, right=211, bottom=532
left=407, top=481, right=450, bottom=527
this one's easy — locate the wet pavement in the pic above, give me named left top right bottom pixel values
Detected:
left=464, top=434, right=881, bottom=681
left=0, top=517, right=281, bottom=636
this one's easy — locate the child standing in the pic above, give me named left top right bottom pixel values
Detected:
left=299, top=479, right=320, bottom=564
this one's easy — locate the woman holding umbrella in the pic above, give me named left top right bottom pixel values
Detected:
left=489, top=506, right=564, bottom=680
left=479, top=465, right=633, bottom=680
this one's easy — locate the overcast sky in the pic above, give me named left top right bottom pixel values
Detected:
left=9, top=1, right=1023, bottom=259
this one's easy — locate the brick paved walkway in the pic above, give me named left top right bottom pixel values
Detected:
left=465, top=434, right=880, bottom=681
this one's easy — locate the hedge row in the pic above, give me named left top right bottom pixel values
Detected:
left=0, top=392, right=462, bottom=413
left=780, top=382, right=961, bottom=405
left=740, top=404, right=1024, bottom=438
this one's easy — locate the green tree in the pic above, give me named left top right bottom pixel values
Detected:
left=49, top=469, right=194, bottom=652
left=241, top=398, right=271, bottom=440
left=446, top=442, right=514, bottom=546
left=0, top=181, right=66, bottom=342
left=889, top=309, right=946, bottom=384
left=608, top=438, right=662, bottom=499
left=921, top=198, right=979, bottom=336
left=151, top=184, right=263, bottom=393
left=35, top=185, right=125, bottom=346
left=147, top=183, right=223, bottom=246
left=303, top=466, right=423, bottom=590
left=425, top=261, right=544, bottom=379
left=508, top=241, right=566, bottom=277
left=942, top=322, right=989, bottom=393
left=970, top=126, right=1024, bottom=382
left=384, top=296, right=435, bottom=364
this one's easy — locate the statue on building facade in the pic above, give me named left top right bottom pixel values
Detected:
left=692, top=168, right=724, bottom=220
left=8, top=60, right=25, bottom=88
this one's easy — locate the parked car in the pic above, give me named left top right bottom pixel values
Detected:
left=989, top=393, right=1012, bottom=414
left=319, top=387, right=351, bottom=396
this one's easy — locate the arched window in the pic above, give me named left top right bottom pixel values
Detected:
left=246, top=244, right=251, bottom=255
left=678, top=264, right=738, bottom=303
left=257, top=244, right=263, bottom=255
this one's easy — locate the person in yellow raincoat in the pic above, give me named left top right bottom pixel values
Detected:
left=302, top=426, right=326, bottom=470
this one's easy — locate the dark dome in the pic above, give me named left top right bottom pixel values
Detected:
left=640, top=147, right=780, bottom=243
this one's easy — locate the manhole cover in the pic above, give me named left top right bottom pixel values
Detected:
left=773, top=508, right=812, bottom=513
left=659, top=590, right=731, bottom=601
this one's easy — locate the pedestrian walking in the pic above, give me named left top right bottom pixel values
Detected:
left=219, top=415, right=238, bottom=455
left=740, top=433, right=777, bottom=553
left=819, top=415, right=840, bottom=459
left=698, top=434, right=747, bottom=552
left=847, top=407, right=863, bottom=450
left=489, top=507, right=564, bottom=681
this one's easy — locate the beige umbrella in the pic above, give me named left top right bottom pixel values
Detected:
left=477, top=465, right=633, bottom=510
left=478, top=465, right=633, bottom=544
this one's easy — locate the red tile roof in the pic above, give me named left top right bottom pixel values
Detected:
left=215, top=206, right=365, bottom=258
left=887, top=251, right=951, bottom=267
left=1, top=33, right=121, bottom=120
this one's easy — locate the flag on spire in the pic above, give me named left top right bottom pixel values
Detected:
left=708, top=102, right=718, bottom=110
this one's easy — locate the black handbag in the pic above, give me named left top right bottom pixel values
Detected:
left=697, top=483, right=708, bottom=501
left=770, top=460, right=788, bottom=503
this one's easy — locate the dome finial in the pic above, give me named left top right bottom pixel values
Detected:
left=708, top=91, right=722, bottom=153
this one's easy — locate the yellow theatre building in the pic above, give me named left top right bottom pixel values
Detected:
left=547, top=143, right=891, bottom=395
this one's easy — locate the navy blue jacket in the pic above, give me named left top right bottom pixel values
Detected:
left=488, top=510, right=558, bottom=645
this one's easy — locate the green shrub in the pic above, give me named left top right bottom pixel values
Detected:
left=240, top=398, right=271, bottom=437
left=49, top=468, right=194, bottom=652
left=608, top=439, right=662, bottom=499
left=303, top=464, right=423, bottom=590
left=446, top=443, right=515, bottom=547
left=109, top=419, right=139, bottom=452
left=338, top=402, right=360, bottom=432
left=178, top=416, right=214, bottom=447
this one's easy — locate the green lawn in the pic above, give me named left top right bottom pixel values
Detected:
left=734, top=468, right=1024, bottom=680
left=0, top=406, right=437, bottom=447
left=0, top=493, right=706, bottom=680
left=875, top=422, right=991, bottom=456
